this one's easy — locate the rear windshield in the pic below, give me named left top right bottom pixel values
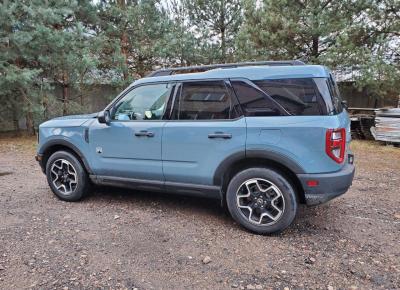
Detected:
left=254, top=78, right=327, bottom=116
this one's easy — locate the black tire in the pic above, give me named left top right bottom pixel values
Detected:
left=226, top=167, right=298, bottom=234
left=45, top=150, right=89, bottom=202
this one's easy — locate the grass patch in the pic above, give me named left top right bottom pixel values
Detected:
left=0, top=134, right=37, bottom=154
left=351, top=140, right=400, bottom=155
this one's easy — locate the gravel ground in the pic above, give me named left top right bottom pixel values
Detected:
left=0, top=137, right=399, bottom=290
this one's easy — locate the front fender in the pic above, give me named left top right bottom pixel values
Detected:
left=37, top=128, right=93, bottom=174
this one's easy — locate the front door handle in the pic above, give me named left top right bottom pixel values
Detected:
left=135, top=130, right=154, bottom=137
left=208, top=132, right=232, bottom=139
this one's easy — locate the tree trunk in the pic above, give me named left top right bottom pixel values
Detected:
left=118, top=0, right=129, bottom=80
left=80, top=86, right=84, bottom=106
left=19, top=88, right=35, bottom=135
left=136, top=55, right=149, bottom=78
left=12, top=103, right=20, bottom=135
left=312, top=36, right=319, bottom=59
left=120, top=32, right=129, bottom=80
left=25, top=103, right=35, bottom=136
left=42, top=93, right=48, bottom=121
left=62, top=73, right=69, bottom=115
left=221, top=27, right=226, bottom=62
left=220, top=1, right=226, bottom=62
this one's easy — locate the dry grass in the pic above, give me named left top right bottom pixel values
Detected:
left=350, top=139, right=400, bottom=171
left=351, top=139, right=400, bottom=155
left=0, top=134, right=37, bottom=154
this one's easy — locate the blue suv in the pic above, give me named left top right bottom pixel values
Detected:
left=36, top=61, right=355, bottom=234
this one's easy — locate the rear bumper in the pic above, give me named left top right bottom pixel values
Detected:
left=297, top=160, right=355, bottom=206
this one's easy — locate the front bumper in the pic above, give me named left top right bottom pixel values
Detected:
left=297, top=158, right=355, bottom=206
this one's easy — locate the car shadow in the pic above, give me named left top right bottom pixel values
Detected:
left=86, top=185, right=228, bottom=220
left=83, top=185, right=337, bottom=235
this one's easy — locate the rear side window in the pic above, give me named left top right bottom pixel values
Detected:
left=172, top=81, right=240, bottom=120
left=231, top=81, right=284, bottom=116
left=254, top=78, right=327, bottom=116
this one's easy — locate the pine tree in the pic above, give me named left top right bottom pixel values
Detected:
left=0, top=0, right=99, bottom=133
left=32, top=0, right=99, bottom=115
left=1, top=0, right=399, bottom=133
left=183, top=0, right=243, bottom=63
left=237, top=0, right=366, bottom=62
left=160, top=0, right=203, bottom=67
left=97, top=0, right=172, bottom=81
left=0, top=1, right=42, bottom=133
left=237, top=0, right=399, bottom=97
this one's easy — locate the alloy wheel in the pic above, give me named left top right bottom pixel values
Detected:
left=50, top=159, right=78, bottom=195
left=236, top=178, right=285, bottom=225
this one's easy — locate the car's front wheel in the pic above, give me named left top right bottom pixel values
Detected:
left=226, top=167, right=298, bottom=234
left=45, top=150, right=89, bottom=202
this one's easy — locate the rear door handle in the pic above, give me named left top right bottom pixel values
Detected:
left=135, top=130, right=154, bottom=137
left=208, top=132, right=232, bottom=139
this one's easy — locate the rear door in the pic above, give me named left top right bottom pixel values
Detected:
left=89, top=82, right=174, bottom=180
left=162, top=80, right=246, bottom=186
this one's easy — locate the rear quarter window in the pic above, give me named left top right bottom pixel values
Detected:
left=254, top=78, right=327, bottom=116
left=328, top=74, right=343, bottom=114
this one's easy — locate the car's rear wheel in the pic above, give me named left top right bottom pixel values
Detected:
left=46, top=150, right=89, bottom=201
left=226, top=167, right=298, bottom=234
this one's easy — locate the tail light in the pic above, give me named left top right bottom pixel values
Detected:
left=325, top=128, right=346, bottom=163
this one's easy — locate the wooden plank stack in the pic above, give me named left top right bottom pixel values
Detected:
left=371, top=108, right=400, bottom=143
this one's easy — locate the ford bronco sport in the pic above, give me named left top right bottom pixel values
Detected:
left=36, top=61, right=355, bottom=234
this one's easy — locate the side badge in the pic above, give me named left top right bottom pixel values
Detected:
left=96, top=147, right=103, bottom=154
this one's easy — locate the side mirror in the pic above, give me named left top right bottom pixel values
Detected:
left=341, top=100, right=348, bottom=109
left=98, top=110, right=111, bottom=125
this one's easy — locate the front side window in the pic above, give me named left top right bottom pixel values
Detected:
left=172, top=81, right=240, bottom=120
left=254, top=78, right=327, bottom=116
left=113, top=83, right=173, bottom=120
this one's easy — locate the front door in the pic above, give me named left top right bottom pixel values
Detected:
left=162, top=80, right=246, bottom=186
left=89, top=82, right=174, bottom=180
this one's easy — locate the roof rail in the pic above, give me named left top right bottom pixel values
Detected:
left=146, top=60, right=306, bottom=77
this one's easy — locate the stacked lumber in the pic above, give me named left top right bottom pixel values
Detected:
left=371, top=108, right=400, bottom=143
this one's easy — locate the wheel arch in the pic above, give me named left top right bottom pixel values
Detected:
left=39, top=140, right=93, bottom=174
left=214, top=150, right=306, bottom=204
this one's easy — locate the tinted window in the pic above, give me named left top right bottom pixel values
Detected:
left=254, top=78, right=327, bottom=116
left=231, top=81, right=284, bottom=116
left=313, top=78, right=338, bottom=115
left=113, top=83, right=173, bottom=120
left=328, top=74, right=343, bottom=113
left=173, top=81, right=239, bottom=120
